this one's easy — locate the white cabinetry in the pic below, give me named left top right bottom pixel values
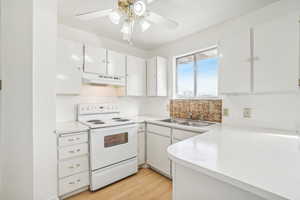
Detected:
left=253, top=14, right=299, bottom=93
left=219, top=30, right=252, bottom=94
left=126, top=55, right=147, bottom=96
left=56, top=39, right=83, bottom=94
left=147, top=56, right=168, bottom=96
left=138, top=123, right=146, bottom=166
left=219, top=14, right=300, bottom=94
left=107, top=50, right=126, bottom=77
left=84, top=45, right=107, bottom=75
left=57, top=132, right=89, bottom=198
left=147, top=124, right=171, bottom=176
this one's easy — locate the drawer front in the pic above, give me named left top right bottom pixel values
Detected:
left=59, top=171, right=89, bottom=196
left=59, top=143, right=88, bottom=160
left=147, top=124, right=171, bottom=137
left=59, top=156, right=89, bottom=178
left=138, top=123, right=145, bottom=132
left=59, top=133, right=88, bottom=147
left=173, top=129, right=198, bottom=141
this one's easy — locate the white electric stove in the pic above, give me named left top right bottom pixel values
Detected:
left=77, top=103, right=138, bottom=191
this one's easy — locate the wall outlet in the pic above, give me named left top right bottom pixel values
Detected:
left=223, top=108, right=229, bottom=117
left=243, top=108, right=252, bottom=118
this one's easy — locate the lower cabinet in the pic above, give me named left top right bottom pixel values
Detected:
left=138, top=123, right=146, bottom=166
left=57, top=132, right=90, bottom=198
left=147, top=124, right=171, bottom=177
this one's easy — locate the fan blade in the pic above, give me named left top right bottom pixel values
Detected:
left=146, top=12, right=178, bottom=29
left=76, top=9, right=113, bottom=21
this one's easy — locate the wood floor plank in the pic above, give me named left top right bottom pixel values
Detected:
left=66, top=169, right=172, bottom=200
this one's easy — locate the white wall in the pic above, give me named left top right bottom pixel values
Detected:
left=1, top=0, right=57, bottom=199
left=151, top=0, right=300, bottom=131
left=56, top=25, right=154, bottom=122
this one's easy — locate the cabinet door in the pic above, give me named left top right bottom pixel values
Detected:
left=218, top=30, right=252, bottom=94
left=56, top=39, right=83, bottom=94
left=156, top=57, right=168, bottom=96
left=107, top=50, right=126, bottom=77
left=138, top=132, right=145, bottom=165
left=253, top=14, right=299, bottom=93
left=147, top=58, right=157, bottom=96
left=126, top=55, right=146, bottom=96
left=147, top=132, right=171, bottom=176
left=84, top=45, right=107, bottom=75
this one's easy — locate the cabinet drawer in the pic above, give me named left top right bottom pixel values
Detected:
left=59, top=156, right=89, bottom=178
left=172, top=129, right=199, bottom=141
left=59, top=143, right=88, bottom=160
left=58, top=133, right=88, bottom=147
left=147, top=124, right=171, bottom=137
left=59, top=171, right=89, bottom=196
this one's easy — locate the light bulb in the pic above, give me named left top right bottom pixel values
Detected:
left=109, top=10, right=121, bottom=24
left=140, top=18, right=151, bottom=32
left=121, top=21, right=130, bottom=34
left=134, top=1, right=146, bottom=16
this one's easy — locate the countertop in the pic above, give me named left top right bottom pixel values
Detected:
left=167, top=125, right=300, bottom=200
left=56, top=121, right=89, bottom=135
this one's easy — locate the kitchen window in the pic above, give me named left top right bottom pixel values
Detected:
left=176, top=47, right=219, bottom=98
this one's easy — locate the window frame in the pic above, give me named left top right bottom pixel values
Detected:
left=175, top=46, right=220, bottom=99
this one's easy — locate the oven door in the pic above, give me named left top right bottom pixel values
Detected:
left=90, top=124, right=137, bottom=171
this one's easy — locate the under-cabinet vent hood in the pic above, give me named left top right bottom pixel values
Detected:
left=82, top=73, right=125, bottom=86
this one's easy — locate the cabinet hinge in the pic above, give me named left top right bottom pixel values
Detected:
left=0, top=80, right=2, bottom=91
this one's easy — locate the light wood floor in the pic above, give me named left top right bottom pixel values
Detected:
left=67, top=168, right=172, bottom=200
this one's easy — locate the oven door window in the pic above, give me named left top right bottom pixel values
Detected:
left=104, top=132, right=128, bottom=148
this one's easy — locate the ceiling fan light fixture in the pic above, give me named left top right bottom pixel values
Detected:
left=140, top=18, right=151, bottom=32
left=121, top=20, right=130, bottom=34
left=109, top=9, right=122, bottom=24
left=133, top=1, right=146, bottom=16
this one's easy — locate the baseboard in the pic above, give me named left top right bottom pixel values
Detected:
left=48, top=195, right=59, bottom=200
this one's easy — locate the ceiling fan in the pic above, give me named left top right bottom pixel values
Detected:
left=76, top=0, right=179, bottom=44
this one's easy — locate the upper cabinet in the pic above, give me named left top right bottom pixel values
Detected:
left=107, top=50, right=126, bottom=77
left=126, top=55, right=147, bottom=96
left=83, top=46, right=126, bottom=77
left=84, top=45, right=107, bottom=75
left=253, top=14, right=299, bottom=93
left=56, top=38, right=83, bottom=95
left=219, top=30, right=252, bottom=94
left=219, top=13, right=300, bottom=94
left=147, top=56, right=168, bottom=97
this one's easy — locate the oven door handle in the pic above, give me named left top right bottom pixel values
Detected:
left=90, top=123, right=137, bottom=132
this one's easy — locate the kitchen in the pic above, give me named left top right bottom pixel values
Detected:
left=1, top=0, right=300, bottom=200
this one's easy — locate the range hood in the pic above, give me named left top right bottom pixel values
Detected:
left=82, top=73, right=126, bottom=86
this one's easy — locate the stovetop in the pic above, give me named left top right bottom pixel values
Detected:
left=79, top=117, right=134, bottom=129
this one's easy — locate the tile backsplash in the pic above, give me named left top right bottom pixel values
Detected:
left=170, top=99, right=222, bottom=123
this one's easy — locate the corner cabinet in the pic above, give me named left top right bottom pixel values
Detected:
left=56, top=38, right=83, bottom=95
left=147, top=56, right=168, bottom=97
left=218, top=13, right=300, bottom=94
left=252, top=14, right=299, bottom=93
left=126, top=55, right=147, bottom=96
left=218, top=30, right=252, bottom=94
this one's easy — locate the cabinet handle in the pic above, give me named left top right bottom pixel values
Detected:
left=76, top=149, right=81, bottom=152
left=77, top=179, right=81, bottom=182
left=68, top=150, right=75, bottom=154
left=68, top=138, right=75, bottom=142
left=69, top=181, right=76, bottom=185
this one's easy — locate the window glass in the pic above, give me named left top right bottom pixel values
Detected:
left=176, top=55, right=195, bottom=98
left=176, top=48, right=219, bottom=98
left=196, top=49, right=219, bottom=97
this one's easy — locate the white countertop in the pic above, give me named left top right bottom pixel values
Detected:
left=56, top=121, right=89, bottom=135
left=168, top=125, right=300, bottom=200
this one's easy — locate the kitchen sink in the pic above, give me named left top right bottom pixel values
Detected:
left=160, top=118, right=215, bottom=127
